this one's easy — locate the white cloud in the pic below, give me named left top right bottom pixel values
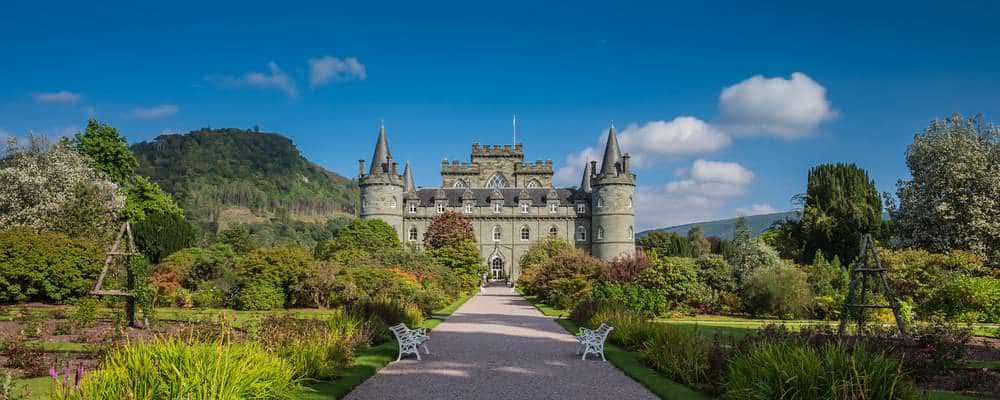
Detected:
left=309, top=56, right=367, bottom=88
left=719, top=72, right=836, bottom=138
left=209, top=62, right=298, bottom=98
left=736, top=203, right=778, bottom=216
left=131, top=104, right=179, bottom=119
left=689, top=159, right=754, bottom=185
left=553, top=146, right=601, bottom=186
left=617, top=117, right=731, bottom=167
left=32, top=91, right=81, bottom=104
left=635, top=159, right=755, bottom=230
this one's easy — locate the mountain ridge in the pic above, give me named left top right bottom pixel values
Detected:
left=640, top=211, right=800, bottom=240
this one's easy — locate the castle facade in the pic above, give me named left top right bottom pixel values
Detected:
left=357, top=125, right=635, bottom=281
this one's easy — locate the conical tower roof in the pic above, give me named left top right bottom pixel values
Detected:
left=599, top=123, right=622, bottom=176
left=580, top=161, right=593, bottom=192
left=402, top=161, right=415, bottom=192
left=369, top=123, right=392, bottom=175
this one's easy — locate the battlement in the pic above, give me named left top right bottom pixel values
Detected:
left=441, top=159, right=480, bottom=174
left=514, top=159, right=554, bottom=173
left=472, top=142, right=525, bottom=157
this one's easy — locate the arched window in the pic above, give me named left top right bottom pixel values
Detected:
left=360, top=195, right=367, bottom=212
left=436, top=203, right=445, bottom=213
left=627, top=226, right=634, bottom=240
left=549, top=226, right=559, bottom=237
left=520, top=226, right=530, bottom=241
left=486, top=174, right=509, bottom=188
left=390, top=197, right=397, bottom=208
left=596, top=196, right=604, bottom=208
left=408, top=227, right=418, bottom=242
left=453, top=180, right=468, bottom=188
left=597, top=226, right=605, bottom=240
left=576, top=226, right=587, bottom=242
left=492, top=225, right=502, bottom=242
left=408, top=202, right=417, bottom=213
left=526, top=180, right=541, bottom=189
left=627, top=196, right=633, bottom=209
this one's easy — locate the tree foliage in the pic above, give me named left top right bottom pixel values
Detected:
left=315, top=218, right=399, bottom=260
left=422, top=211, right=474, bottom=249
left=799, top=163, right=882, bottom=264
left=0, top=227, right=103, bottom=303
left=133, top=210, right=198, bottom=263
left=636, top=231, right=692, bottom=257
left=892, top=113, right=1000, bottom=264
left=72, top=119, right=138, bottom=185
left=687, top=226, right=711, bottom=257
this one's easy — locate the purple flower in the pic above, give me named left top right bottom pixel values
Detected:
left=49, top=366, right=57, bottom=380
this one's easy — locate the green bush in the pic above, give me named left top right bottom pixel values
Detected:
left=589, top=307, right=659, bottom=351
left=133, top=209, right=197, bottom=263
left=637, top=256, right=706, bottom=311
left=880, top=248, right=989, bottom=307
left=547, top=276, right=593, bottom=310
left=253, top=311, right=368, bottom=380
left=640, top=326, right=714, bottom=390
left=923, top=276, right=1000, bottom=322
left=191, top=283, right=226, bottom=308
left=236, top=246, right=313, bottom=306
left=742, top=263, right=814, bottom=318
left=237, top=282, right=285, bottom=311
left=588, top=282, right=667, bottom=318
left=70, top=337, right=301, bottom=399
left=724, top=341, right=920, bottom=400
left=0, top=227, right=103, bottom=304
left=68, top=296, right=100, bottom=330
left=517, top=242, right=601, bottom=301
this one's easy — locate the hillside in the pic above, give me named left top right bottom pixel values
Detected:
left=640, top=211, right=800, bottom=240
left=131, top=128, right=358, bottom=230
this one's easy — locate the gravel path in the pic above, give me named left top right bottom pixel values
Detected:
left=344, top=286, right=657, bottom=400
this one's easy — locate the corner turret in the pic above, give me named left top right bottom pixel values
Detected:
left=358, top=123, right=404, bottom=240
left=590, top=122, right=636, bottom=260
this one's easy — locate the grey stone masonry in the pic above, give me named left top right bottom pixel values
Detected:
left=359, top=123, right=635, bottom=281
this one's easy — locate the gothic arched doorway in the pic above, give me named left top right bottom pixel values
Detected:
left=489, top=255, right=505, bottom=281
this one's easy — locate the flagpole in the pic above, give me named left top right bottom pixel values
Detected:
left=513, top=114, right=517, bottom=145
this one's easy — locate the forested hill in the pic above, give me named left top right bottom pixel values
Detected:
left=640, top=211, right=800, bottom=240
left=131, top=128, right=358, bottom=228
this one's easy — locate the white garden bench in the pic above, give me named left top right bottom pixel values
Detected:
left=576, top=323, right=613, bottom=361
left=389, top=323, right=431, bottom=361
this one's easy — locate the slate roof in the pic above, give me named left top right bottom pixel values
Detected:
left=415, top=188, right=580, bottom=207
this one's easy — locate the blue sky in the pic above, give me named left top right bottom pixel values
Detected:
left=2, top=1, right=999, bottom=229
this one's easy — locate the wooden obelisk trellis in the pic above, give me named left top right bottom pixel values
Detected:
left=90, top=221, right=140, bottom=328
left=838, top=234, right=906, bottom=337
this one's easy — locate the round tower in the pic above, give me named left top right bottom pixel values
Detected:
left=358, top=123, right=404, bottom=240
left=590, top=123, right=636, bottom=261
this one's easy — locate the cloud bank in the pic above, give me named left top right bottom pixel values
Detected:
left=131, top=104, right=179, bottom=119
left=32, top=91, right=81, bottom=104
left=719, top=72, right=837, bottom=138
left=209, top=62, right=298, bottom=98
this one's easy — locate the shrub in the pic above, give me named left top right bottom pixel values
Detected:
left=640, top=326, right=714, bottom=390
left=723, top=341, right=920, bottom=400
left=314, top=219, right=399, bottom=260
left=547, top=276, right=593, bottom=310
left=71, top=337, right=301, bottom=399
left=588, top=282, right=667, bottom=318
left=589, top=307, right=659, bottom=351
left=237, top=282, right=285, bottom=311
left=1, top=338, right=45, bottom=377
left=518, top=245, right=602, bottom=302
left=923, top=276, right=1000, bottom=322
left=254, top=312, right=368, bottom=380
left=191, top=283, right=226, bottom=309
left=742, top=263, right=814, bottom=318
left=569, top=297, right=606, bottom=326
left=422, top=211, right=475, bottom=249
left=340, top=266, right=439, bottom=314
left=601, top=252, right=653, bottom=283
left=351, top=298, right=424, bottom=328
left=0, top=228, right=103, bottom=304
left=880, top=248, right=989, bottom=307
left=236, top=246, right=314, bottom=307
left=68, top=297, right=99, bottom=331
left=133, top=210, right=197, bottom=263
left=636, top=256, right=705, bottom=311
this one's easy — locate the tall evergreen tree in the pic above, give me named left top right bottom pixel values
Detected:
left=800, top=163, right=881, bottom=264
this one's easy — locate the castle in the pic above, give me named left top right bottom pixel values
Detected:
left=357, top=124, right=636, bottom=281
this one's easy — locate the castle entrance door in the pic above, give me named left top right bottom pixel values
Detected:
left=490, top=256, right=504, bottom=281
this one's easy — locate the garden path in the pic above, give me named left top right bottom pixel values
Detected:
left=344, top=286, right=657, bottom=399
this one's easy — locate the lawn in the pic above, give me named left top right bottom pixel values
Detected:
left=12, top=292, right=476, bottom=399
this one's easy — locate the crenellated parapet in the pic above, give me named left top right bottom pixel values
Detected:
left=472, top=142, right=525, bottom=157
left=514, top=159, right=554, bottom=174
left=440, top=160, right=481, bottom=175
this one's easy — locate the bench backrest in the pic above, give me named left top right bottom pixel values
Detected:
left=594, top=324, right=613, bottom=338
left=389, top=323, right=411, bottom=340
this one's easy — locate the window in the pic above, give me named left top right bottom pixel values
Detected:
left=576, top=226, right=587, bottom=242
left=390, top=197, right=397, bottom=208
left=549, top=203, right=558, bottom=213
left=408, top=202, right=417, bottom=213
left=464, top=203, right=473, bottom=214
left=486, top=174, right=509, bottom=188
left=360, top=196, right=367, bottom=212
left=436, top=203, right=445, bottom=213
left=576, top=202, right=586, bottom=213
left=492, top=225, right=502, bottom=242
left=627, top=226, right=634, bottom=240
left=408, top=227, right=418, bottom=242
left=520, top=226, right=530, bottom=241
left=597, top=226, right=605, bottom=240
left=526, top=180, right=541, bottom=189
left=453, top=180, right=468, bottom=188
left=627, top=196, right=633, bottom=209
left=520, top=203, right=529, bottom=213
left=493, top=203, right=502, bottom=213
left=549, top=226, right=558, bottom=237
left=596, top=197, right=604, bottom=208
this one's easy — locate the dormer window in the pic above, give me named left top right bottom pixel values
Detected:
left=520, top=203, right=529, bottom=213
left=494, top=203, right=502, bottom=213
left=408, top=202, right=417, bottom=213
left=576, top=202, right=586, bottom=213
left=436, top=203, right=445, bottom=213
left=549, top=203, right=558, bottom=213
left=464, top=203, right=473, bottom=214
